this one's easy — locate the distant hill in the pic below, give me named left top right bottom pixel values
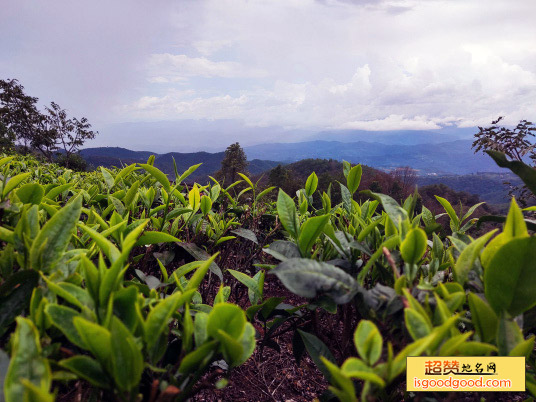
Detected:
left=282, top=158, right=384, bottom=183
left=245, top=139, right=502, bottom=175
left=418, top=172, right=523, bottom=205
left=80, top=147, right=279, bottom=180
left=308, top=129, right=465, bottom=145
left=80, top=147, right=155, bottom=160
left=258, top=158, right=397, bottom=206
left=260, top=158, right=497, bottom=218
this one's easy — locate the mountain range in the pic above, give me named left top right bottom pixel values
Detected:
left=244, top=139, right=500, bottom=175
left=79, top=147, right=279, bottom=180
left=89, top=119, right=476, bottom=153
left=81, top=136, right=502, bottom=177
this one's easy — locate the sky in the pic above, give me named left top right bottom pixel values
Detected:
left=1, top=0, right=535, bottom=151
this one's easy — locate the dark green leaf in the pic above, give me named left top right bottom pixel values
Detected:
left=485, top=237, right=536, bottom=316
left=178, top=244, right=223, bottom=282
left=298, top=330, right=336, bottom=380
left=486, top=150, right=536, bottom=195
left=298, top=215, right=330, bottom=257
left=467, top=293, right=498, bottom=344
left=272, top=258, right=359, bottom=304
left=59, top=356, right=109, bottom=389
left=0, top=270, right=39, bottom=336
left=231, top=228, right=258, bottom=244
left=361, top=190, right=407, bottom=224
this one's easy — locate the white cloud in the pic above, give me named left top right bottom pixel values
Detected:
left=119, top=0, right=536, bottom=132
left=146, top=53, right=268, bottom=81
left=3, top=0, right=535, bottom=137
left=125, top=47, right=536, bottom=130
left=340, top=115, right=441, bottom=130
left=193, top=40, right=233, bottom=56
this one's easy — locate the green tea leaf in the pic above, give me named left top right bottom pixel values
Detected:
left=4, top=317, right=51, bottom=402
left=231, top=228, right=258, bottom=244
left=321, top=357, right=356, bottom=399
left=361, top=190, right=407, bottom=225
left=434, top=195, right=459, bottom=229
left=73, top=317, right=112, bottom=363
left=207, top=303, right=246, bottom=340
left=297, top=214, right=330, bottom=257
left=2, top=172, right=30, bottom=198
left=78, top=224, right=121, bottom=264
left=237, top=322, right=256, bottom=366
left=110, top=317, right=143, bottom=391
left=346, top=165, right=362, bottom=195
left=467, top=293, right=498, bottom=344
left=178, top=341, right=217, bottom=375
left=144, top=291, right=184, bottom=352
left=305, top=172, right=318, bottom=196
left=481, top=198, right=528, bottom=267
left=16, top=183, right=44, bottom=204
left=185, top=253, right=220, bottom=291
left=45, top=304, right=87, bottom=349
left=509, top=336, right=535, bottom=358
left=200, top=195, right=212, bottom=215
left=404, top=308, right=432, bottom=340
left=30, top=194, right=82, bottom=272
left=341, top=357, right=385, bottom=387
left=113, top=163, right=137, bottom=185
left=255, top=186, right=275, bottom=202
left=42, top=278, right=93, bottom=310
left=400, top=227, right=427, bottom=265
left=134, top=231, right=180, bottom=246
left=340, top=183, right=353, bottom=214
left=237, top=172, right=254, bottom=189
left=140, top=163, right=171, bottom=192
left=45, top=183, right=73, bottom=200
left=59, top=356, right=109, bottom=389
left=277, top=189, right=300, bottom=239
left=228, top=270, right=261, bottom=303
left=263, top=240, right=300, bottom=261
left=497, top=315, right=524, bottom=355
left=178, top=163, right=202, bottom=184
left=453, top=230, right=496, bottom=285
left=485, top=237, right=536, bottom=316
left=354, top=320, right=382, bottom=365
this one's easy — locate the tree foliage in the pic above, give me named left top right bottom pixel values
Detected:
left=219, top=142, right=248, bottom=183
left=0, top=79, right=43, bottom=152
left=0, top=78, right=97, bottom=168
left=473, top=117, right=536, bottom=205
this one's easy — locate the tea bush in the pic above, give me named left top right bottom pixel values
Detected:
left=1, top=150, right=535, bottom=401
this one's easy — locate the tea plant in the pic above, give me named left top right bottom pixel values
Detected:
left=1, top=149, right=535, bottom=401
left=268, top=154, right=536, bottom=400
left=0, top=154, right=261, bottom=401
